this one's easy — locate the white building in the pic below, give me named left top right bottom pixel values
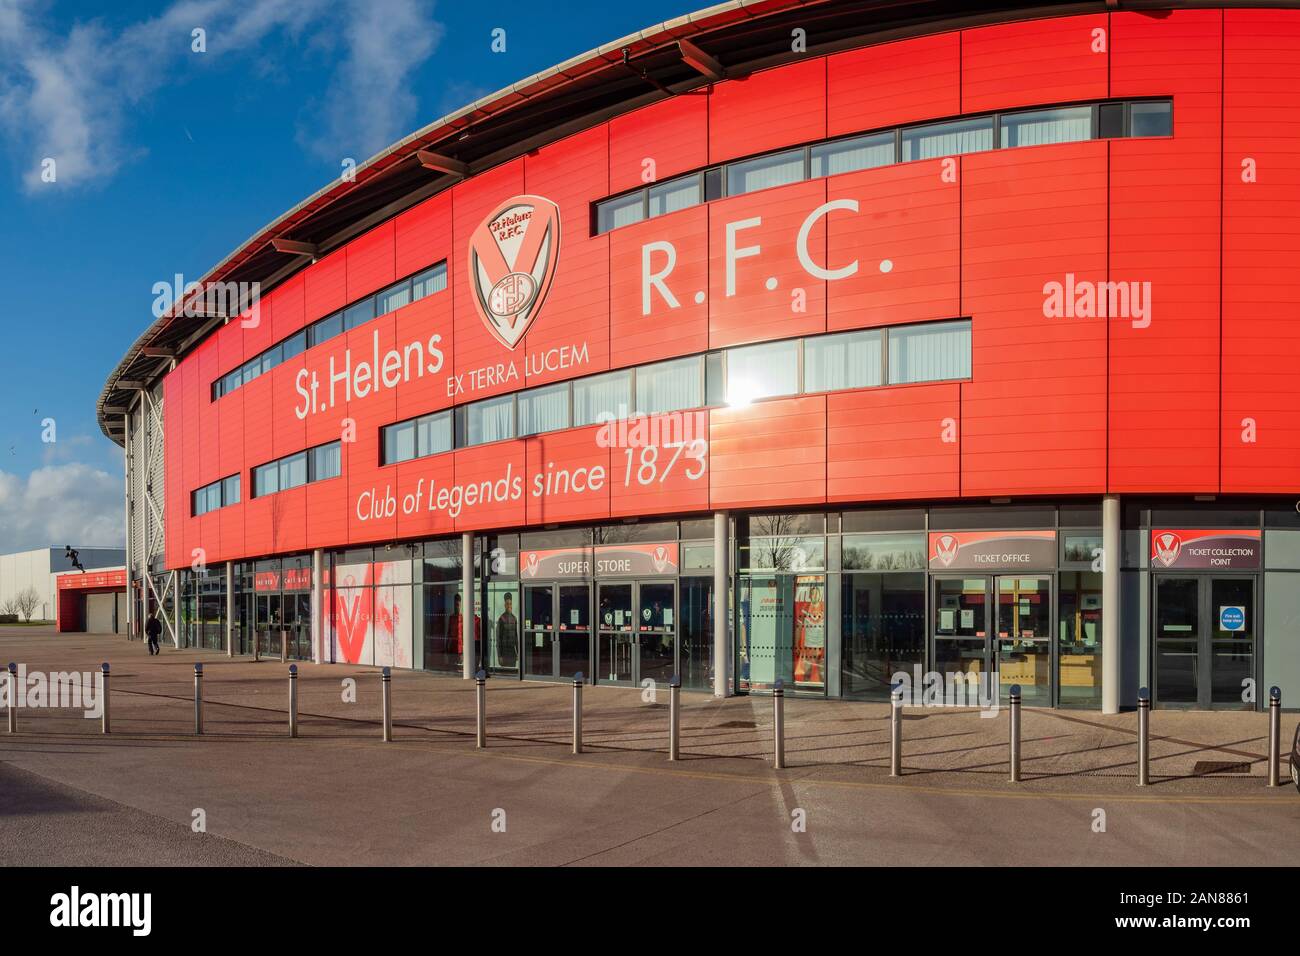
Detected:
left=0, top=547, right=126, bottom=622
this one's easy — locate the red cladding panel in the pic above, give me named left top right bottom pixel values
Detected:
left=392, top=294, right=454, bottom=421
left=708, top=179, right=828, bottom=348
left=525, top=425, right=611, bottom=525
left=827, top=384, right=961, bottom=501
left=271, top=357, right=305, bottom=460
left=962, top=144, right=1109, bottom=496
left=961, top=14, right=1109, bottom=114
left=195, top=338, right=221, bottom=487
left=609, top=205, right=710, bottom=367
left=302, top=333, right=351, bottom=450
left=828, top=32, right=960, bottom=136
left=163, top=369, right=184, bottom=571
left=709, top=396, right=827, bottom=509
left=1108, top=8, right=1222, bottom=492
left=523, top=127, right=609, bottom=386
left=826, top=159, right=960, bottom=329
left=452, top=442, right=527, bottom=531
left=395, top=191, right=452, bottom=279
left=304, top=249, right=347, bottom=322
left=451, top=160, right=527, bottom=402
left=393, top=455, right=457, bottom=541
left=304, top=472, right=348, bottom=552
left=346, top=219, right=396, bottom=301
left=608, top=412, right=711, bottom=518
left=609, top=94, right=709, bottom=195
left=345, top=317, right=398, bottom=544
left=271, top=274, right=306, bottom=343
left=708, top=58, right=826, bottom=164
left=1221, top=10, right=1300, bottom=492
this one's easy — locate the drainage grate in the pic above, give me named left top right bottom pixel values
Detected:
left=715, top=720, right=756, bottom=729
left=1192, top=761, right=1252, bottom=776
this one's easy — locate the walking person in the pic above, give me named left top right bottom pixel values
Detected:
left=145, top=612, right=162, bottom=656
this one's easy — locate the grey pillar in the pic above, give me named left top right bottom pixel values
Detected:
left=1102, top=495, right=1121, bottom=714
left=462, top=532, right=475, bottom=680
left=225, top=561, right=234, bottom=658
left=311, top=548, right=324, bottom=663
left=713, top=512, right=730, bottom=698
left=123, top=411, right=132, bottom=640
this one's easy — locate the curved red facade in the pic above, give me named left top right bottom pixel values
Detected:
left=159, top=7, right=1300, bottom=570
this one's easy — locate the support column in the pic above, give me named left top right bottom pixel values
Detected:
left=225, top=561, right=234, bottom=657
left=311, top=549, right=324, bottom=664
left=1102, top=494, right=1121, bottom=714
left=462, top=532, right=475, bottom=679
left=123, top=411, right=132, bottom=640
left=713, top=512, right=729, bottom=698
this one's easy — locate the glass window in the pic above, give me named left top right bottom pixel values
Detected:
left=384, top=419, right=417, bottom=465
left=1130, top=100, right=1172, bottom=137
left=705, top=351, right=725, bottom=406
left=343, top=298, right=374, bottom=331
left=804, top=330, right=882, bottom=392
left=412, top=262, right=448, bottom=301
left=222, top=474, right=241, bottom=507
left=312, top=442, right=342, bottom=481
left=842, top=572, right=925, bottom=699
left=841, top=533, right=926, bottom=570
left=417, top=412, right=452, bottom=457
left=648, top=175, right=701, bottom=217
left=281, top=330, right=307, bottom=361
left=887, top=320, right=971, bottom=384
left=518, top=382, right=570, bottom=436
left=224, top=370, right=241, bottom=394
left=1059, top=571, right=1103, bottom=707
left=280, top=452, right=308, bottom=490
left=597, top=192, right=644, bottom=233
left=726, top=339, right=799, bottom=404
left=811, top=132, right=895, bottom=177
left=467, top=394, right=514, bottom=445
left=377, top=280, right=412, bottom=316
left=254, top=462, right=279, bottom=497
left=726, top=148, right=805, bottom=196
left=636, top=356, right=701, bottom=414
left=261, top=344, right=282, bottom=374
left=740, top=535, right=826, bottom=572
left=901, top=116, right=994, bottom=161
left=1000, top=106, right=1093, bottom=148
left=573, top=369, right=631, bottom=427
left=311, top=312, right=343, bottom=346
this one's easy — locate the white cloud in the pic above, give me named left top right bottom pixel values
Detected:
left=0, top=463, right=124, bottom=552
left=0, top=0, right=444, bottom=192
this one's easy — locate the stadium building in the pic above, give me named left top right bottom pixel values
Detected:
left=99, top=1, right=1300, bottom=711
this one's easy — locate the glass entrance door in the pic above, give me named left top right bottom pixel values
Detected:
left=932, top=576, right=991, bottom=684
left=995, top=576, right=1052, bottom=705
left=523, top=584, right=591, bottom=680
left=638, top=581, right=677, bottom=687
left=1154, top=575, right=1256, bottom=708
left=597, top=583, right=635, bottom=683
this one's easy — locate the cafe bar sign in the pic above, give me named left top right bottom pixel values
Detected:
left=520, top=543, right=679, bottom=579
left=1150, top=530, right=1261, bottom=570
left=928, top=530, right=1056, bottom=570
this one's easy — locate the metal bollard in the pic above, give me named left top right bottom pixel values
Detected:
left=7, top=662, right=16, bottom=733
left=381, top=667, right=392, bottom=742
left=1009, top=684, right=1022, bottom=782
left=890, top=681, right=904, bottom=777
left=101, top=663, right=110, bottom=734
left=288, top=665, right=298, bottom=739
left=668, top=675, right=681, bottom=761
left=1137, top=686, right=1151, bottom=786
left=1268, top=686, right=1282, bottom=787
left=253, top=630, right=260, bottom=663
left=193, top=663, right=204, bottom=735
left=280, top=629, right=287, bottom=664
left=572, top=672, right=584, bottom=754
left=475, top=669, right=487, bottom=749
left=773, top=678, right=786, bottom=769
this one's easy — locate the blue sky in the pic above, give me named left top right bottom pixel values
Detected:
left=0, top=0, right=697, bottom=550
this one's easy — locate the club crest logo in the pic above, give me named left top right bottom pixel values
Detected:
left=935, top=534, right=960, bottom=567
left=523, top=551, right=540, bottom=577
left=468, top=195, right=561, bottom=350
left=652, top=546, right=669, bottom=573
left=1153, top=532, right=1182, bottom=568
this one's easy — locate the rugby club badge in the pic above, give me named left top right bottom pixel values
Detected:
left=468, top=195, right=561, bottom=350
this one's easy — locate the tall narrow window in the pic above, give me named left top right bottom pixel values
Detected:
left=886, top=320, right=971, bottom=384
